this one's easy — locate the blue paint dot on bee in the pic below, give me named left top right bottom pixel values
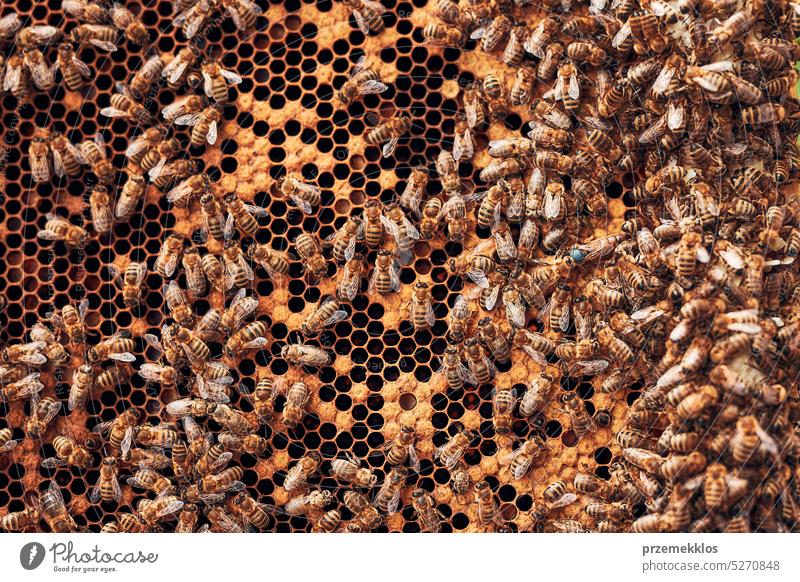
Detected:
left=569, top=248, right=584, bottom=262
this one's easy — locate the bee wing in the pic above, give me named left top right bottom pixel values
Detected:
left=455, top=128, right=474, bottom=160
left=549, top=493, right=578, bottom=509
left=666, top=103, right=684, bottom=131
left=717, top=246, right=744, bottom=270
left=109, top=351, right=136, bottom=362
left=464, top=98, right=480, bottom=129
left=110, top=475, right=123, bottom=502
left=568, top=73, right=580, bottom=100
left=380, top=214, right=400, bottom=237
left=40, top=399, right=63, bottom=423
left=206, top=120, right=218, bottom=145
left=512, top=455, right=532, bottom=480
left=466, top=269, right=490, bottom=288
left=41, top=457, right=68, bottom=469
left=242, top=337, right=269, bottom=350
left=163, top=251, right=179, bottom=278
left=408, top=445, right=421, bottom=472
left=166, top=60, right=189, bottom=84
left=120, top=427, right=135, bottom=456
left=89, top=482, right=102, bottom=503
left=504, top=296, right=526, bottom=328
left=386, top=490, right=401, bottom=514
left=220, top=68, right=243, bottom=84
left=3, top=62, right=21, bottom=92
left=89, top=38, right=118, bottom=52
left=71, top=56, right=93, bottom=77
left=569, top=359, right=609, bottom=376
left=158, top=499, right=185, bottom=518
left=174, top=113, right=202, bottom=126
left=51, top=148, right=66, bottom=177
left=352, top=10, right=371, bottom=35
left=202, top=71, right=214, bottom=98
left=358, top=80, right=388, bottom=95
left=402, top=216, right=420, bottom=239
left=389, top=261, right=401, bottom=292
left=322, top=309, right=349, bottom=328
left=382, top=137, right=399, bottom=158
left=100, top=106, right=131, bottom=118
left=611, top=20, right=631, bottom=48
left=91, top=420, right=114, bottom=436
left=695, top=246, right=710, bottom=264
left=289, top=194, right=313, bottom=214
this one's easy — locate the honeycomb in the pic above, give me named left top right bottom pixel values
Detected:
left=1, top=0, right=799, bottom=533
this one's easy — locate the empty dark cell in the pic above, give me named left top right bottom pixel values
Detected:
left=595, top=466, right=611, bottom=479
left=594, top=447, right=613, bottom=465
left=539, top=418, right=562, bottom=440
left=431, top=412, right=449, bottom=429
left=498, top=485, right=517, bottom=503
left=333, top=39, right=349, bottom=55
left=479, top=439, right=497, bottom=457
left=366, top=413, right=384, bottom=430
left=335, top=394, right=352, bottom=411
left=606, top=181, right=624, bottom=198
left=577, top=383, right=595, bottom=400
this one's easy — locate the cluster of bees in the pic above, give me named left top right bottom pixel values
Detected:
left=3, top=0, right=800, bottom=533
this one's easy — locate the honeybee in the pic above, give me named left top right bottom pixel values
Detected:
left=284, top=452, right=322, bottom=492
left=398, top=166, right=429, bottom=218
left=221, top=0, right=263, bottom=32
left=89, top=457, right=123, bottom=503
left=108, top=261, right=148, bottom=309
left=91, top=409, right=142, bottom=456
left=0, top=428, right=17, bottom=455
left=48, top=300, right=89, bottom=345
left=375, top=466, right=407, bottom=514
left=492, top=387, right=518, bottom=436
left=295, top=232, right=329, bottom=280
left=336, top=253, right=364, bottom=301
left=220, top=241, right=253, bottom=292
left=410, top=489, right=443, bottom=533
left=155, top=234, right=184, bottom=278
left=190, top=103, right=225, bottom=147
left=369, top=249, right=401, bottom=295
left=337, top=55, right=388, bottom=106
left=406, top=282, right=435, bottom=330
left=226, top=492, right=272, bottom=530
left=174, top=0, right=216, bottom=39
left=159, top=45, right=197, bottom=89
left=323, top=216, right=360, bottom=262
left=137, top=496, right=185, bottom=526
left=18, top=24, right=62, bottom=48
left=435, top=427, right=475, bottom=470
left=32, top=481, right=77, bottom=533
left=519, top=374, right=556, bottom=418
left=162, top=94, right=207, bottom=125
left=218, top=432, right=268, bottom=456
left=25, top=394, right=62, bottom=439
left=344, top=490, right=382, bottom=530
left=0, top=12, right=22, bottom=43
left=62, top=0, right=106, bottom=22
left=87, top=185, right=112, bottom=234
left=424, top=23, right=467, bottom=47
left=119, top=54, right=164, bottom=101
left=138, top=363, right=180, bottom=392
left=2, top=54, right=31, bottom=97
left=115, top=171, right=147, bottom=220
left=562, top=392, right=596, bottom=439
left=199, top=58, right=242, bottom=103
left=109, top=3, right=148, bottom=45
left=281, top=341, right=332, bottom=368
left=42, top=435, right=92, bottom=469
left=330, top=454, right=378, bottom=488
left=503, top=435, right=546, bottom=480
left=20, top=46, right=55, bottom=91
left=553, top=63, right=580, bottom=112
left=365, top=113, right=412, bottom=157
left=284, top=488, right=332, bottom=518
left=0, top=502, right=41, bottom=532
left=51, top=132, right=91, bottom=178
left=383, top=425, right=420, bottom=470
left=474, top=481, right=502, bottom=527
left=100, top=91, right=153, bottom=124
left=87, top=332, right=135, bottom=364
